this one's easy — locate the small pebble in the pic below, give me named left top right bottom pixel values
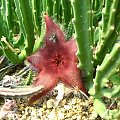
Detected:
left=65, top=112, right=71, bottom=118
left=38, top=109, right=43, bottom=116
left=60, top=107, right=66, bottom=112
left=31, top=109, right=37, bottom=117
left=59, top=99, right=66, bottom=106
left=71, top=98, right=77, bottom=105
left=72, top=115, right=77, bottom=120
left=48, top=111, right=56, bottom=120
left=30, top=116, right=39, bottom=120
left=20, top=115, right=27, bottom=120
left=58, top=112, right=64, bottom=119
left=47, top=99, right=55, bottom=109
left=45, top=109, right=50, bottom=115
left=43, top=101, right=47, bottom=109
left=76, top=115, right=82, bottom=120
left=64, top=105, right=71, bottom=110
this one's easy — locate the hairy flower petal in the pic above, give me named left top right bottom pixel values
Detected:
left=27, top=14, right=87, bottom=105
left=60, top=61, right=86, bottom=93
left=28, top=69, right=58, bottom=105
left=44, top=14, right=65, bottom=47
left=27, top=48, right=49, bottom=71
left=65, top=38, right=78, bottom=62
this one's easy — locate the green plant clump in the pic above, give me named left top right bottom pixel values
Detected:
left=0, top=0, right=120, bottom=119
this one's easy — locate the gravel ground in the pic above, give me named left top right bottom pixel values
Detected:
left=0, top=85, right=119, bottom=120
left=18, top=96, right=94, bottom=120
left=0, top=89, right=95, bottom=120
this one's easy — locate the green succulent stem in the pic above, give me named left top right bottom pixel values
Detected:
left=93, top=98, right=120, bottom=119
left=14, top=0, right=35, bottom=56
left=93, top=98, right=106, bottom=118
left=94, top=0, right=120, bottom=64
left=0, top=37, right=21, bottom=64
left=71, top=0, right=93, bottom=89
left=1, top=0, right=13, bottom=40
left=46, top=0, right=53, bottom=16
left=31, top=0, right=42, bottom=35
left=61, top=0, right=71, bottom=28
left=92, top=0, right=102, bottom=12
left=53, top=0, right=60, bottom=21
left=33, top=16, right=45, bottom=53
left=94, top=43, right=120, bottom=97
left=42, top=0, right=47, bottom=13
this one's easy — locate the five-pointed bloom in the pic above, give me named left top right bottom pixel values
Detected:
left=27, top=14, right=87, bottom=105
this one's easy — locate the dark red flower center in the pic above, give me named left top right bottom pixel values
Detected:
left=52, top=54, right=64, bottom=66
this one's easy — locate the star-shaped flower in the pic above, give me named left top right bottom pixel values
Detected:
left=27, top=14, right=87, bottom=105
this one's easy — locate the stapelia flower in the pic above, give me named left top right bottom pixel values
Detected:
left=27, top=14, right=87, bottom=105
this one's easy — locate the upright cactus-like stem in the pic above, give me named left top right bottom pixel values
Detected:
left=31, top=0, right=45, bottom=52
left=0, top=16, right=8, bottom=40
left=94, top=0, right=120, bottom=64
left=1, top=0, right=13, bottom=40
left=61, top=0, right=71, bottom=28
left=31, top=0, right=42, bottom=35
left=14, top=0, right=35, bottom=56
left=53, top=0, right=60, bottom=21
left=33, top=15, right=45, bottom=53
left=42, top=0, right=47, bottom=13
left=71, top=0, right=93, bottom=89
left=94, top=43, right=120, bottom=97
left=92, top=0, right=102, bottom=12
left=46, top=0, right=53, bottom=16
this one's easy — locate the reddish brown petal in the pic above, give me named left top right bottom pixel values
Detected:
left=27, top=48, right=49, bottom=71
left=65, top=38, right=78, bottom=62
left=28, top=69, right=58, bottom=105
left=44, top=14, right=65, bottom=46
left=60, top=62, right=87, bottom=94
left=27, top=14, right=87, bottom=105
